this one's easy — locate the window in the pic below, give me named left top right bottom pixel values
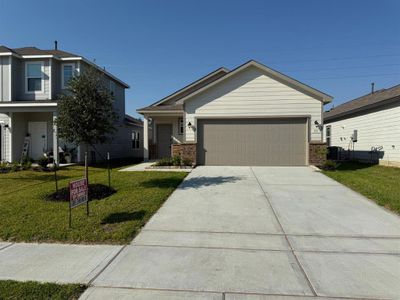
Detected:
left=62, top=64, right=74, bottom=89
left=326, top=125, right=331, bottom=146
left=109, top=80, right=116, bottom=96
left=178, top=118, right=184, bottom=135
left=132, top=131, right=140, bottom=149
left=26, top=62, right=43, bottom=93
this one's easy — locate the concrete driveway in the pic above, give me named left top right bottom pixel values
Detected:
left=84, top=166, right=400, bottom=300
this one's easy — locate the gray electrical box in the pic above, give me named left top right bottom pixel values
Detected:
left=352, top=130, right=358, bottom=142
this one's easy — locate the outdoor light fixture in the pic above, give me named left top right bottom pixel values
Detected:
left=314, top=120, right=323, bottom=131
left=187, top=122, right=192, bottom=128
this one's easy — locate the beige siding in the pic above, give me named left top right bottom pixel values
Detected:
left=325, top=102, right=400, bottom=165
left=185, top=66, right=322, bottom=142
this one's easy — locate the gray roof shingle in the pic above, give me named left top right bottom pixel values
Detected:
left=0, top=46, right=79, bottom=58
left=324, top=84, right=400, bottom=121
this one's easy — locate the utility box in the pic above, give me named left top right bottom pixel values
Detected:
left=352, top=130, right=358, bottom=142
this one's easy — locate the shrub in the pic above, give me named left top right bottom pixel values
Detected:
left=182, top=158, right=193, bottom=166
left=155, top=157, right=173, bottom=166
left=37, top=157, right=50, bottom=169
left=0, top=161, right=10, bottom=173
left=171, top=155, right=181, bottom=166
left=321, top=159, right=337, bottom=171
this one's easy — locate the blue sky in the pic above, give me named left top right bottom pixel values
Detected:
left=1, top=0, right=400, bottom=118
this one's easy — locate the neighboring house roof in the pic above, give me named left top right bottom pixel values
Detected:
left=0, top=45, right=129, bottom=88
left=324, top=84, right=400, bottom=122
left=137, top=104, right=183, bottom=113
left=124, top=114, right=143, bottom=126
left=137, top=60, right=333, bottom=114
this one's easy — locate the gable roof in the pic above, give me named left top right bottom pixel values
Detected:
left=152, top=67, right=229, bottom=106
left=324, top=84, right=400, bottom=122
left=176, top=60, right=333, bottom=104
left=137, top=60, right=333, bottom=114
left=0, top=45, right=129, bottom=88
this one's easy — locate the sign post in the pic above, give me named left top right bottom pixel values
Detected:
left=107, top=152, right=111, bottom=189
left=69, top=178, right=88, bottom=228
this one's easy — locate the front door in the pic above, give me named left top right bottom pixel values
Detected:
left=28, top=122, right=47, bottom=160
left=157, top=124, right=172, bottom=158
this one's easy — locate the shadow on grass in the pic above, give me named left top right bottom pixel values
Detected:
left=141, top=177, right=186, bottom=189
left=45, top=184, right=116, bottom=202
left=101, top=210, right=146, bottom=224
left=336, top=162, right=376, bottom=171
left=142, top=176, right=241, bottom=189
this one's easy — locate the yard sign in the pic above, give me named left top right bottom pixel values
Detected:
left=69, top=178, right=88, bottom=208
left=69, top=178, right=89, bottom=227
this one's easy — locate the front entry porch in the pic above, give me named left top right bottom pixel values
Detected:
left=0, top=102, right=71, bottom=164
left=143, top=115, right=184, bottom=160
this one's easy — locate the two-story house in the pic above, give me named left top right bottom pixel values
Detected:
left=0, top=44, right=143, bottom=164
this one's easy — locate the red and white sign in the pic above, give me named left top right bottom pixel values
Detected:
left=69, top=178, right=88, bottom=208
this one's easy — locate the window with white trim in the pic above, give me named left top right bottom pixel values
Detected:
left=132, top=130, right=140, bottom=149
left=326, top=125, right=332, bottom=147
left=178, top=117, right=184, bottom=135
left=26, top=62, right=43, bottom=92
left=62, top=64, right=74, bottom=89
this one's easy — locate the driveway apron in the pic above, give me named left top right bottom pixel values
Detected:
left=87, top=166, right=400, bottom=300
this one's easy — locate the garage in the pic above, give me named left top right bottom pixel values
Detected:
left=197, top=118, right=308, bottom=166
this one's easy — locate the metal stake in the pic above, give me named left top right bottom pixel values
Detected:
left=107, top=152, right=111, bottom=189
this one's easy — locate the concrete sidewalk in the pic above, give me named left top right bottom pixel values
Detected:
left=0, top=243, right=124, bottom=284
left=87, top=166, right=400, bottom=300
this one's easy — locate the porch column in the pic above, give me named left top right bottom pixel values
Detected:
left=52, top=112, right=59, bottom=165
left=143, top=116, right=149, bottom=161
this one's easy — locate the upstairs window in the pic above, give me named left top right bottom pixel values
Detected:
left=132, top=131, right=140, bottom=149
left=62, top=64, right=74, bottom=89
left=109, top=80, right=116, bottom=96
left=26, top=62, right=43, bottom=93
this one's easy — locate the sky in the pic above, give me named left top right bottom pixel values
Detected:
left=1, top=0, right=400, bottom=118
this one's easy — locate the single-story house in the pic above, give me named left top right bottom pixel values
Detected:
left=138, top=60, right=333, bottom=166
left=324, top=84, right=400, bottom=167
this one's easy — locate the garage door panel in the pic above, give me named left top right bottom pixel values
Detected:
left=197, top=118, right=307, bottom=166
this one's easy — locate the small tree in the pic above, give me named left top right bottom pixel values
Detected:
left=56, top=66, right=117, bottom=182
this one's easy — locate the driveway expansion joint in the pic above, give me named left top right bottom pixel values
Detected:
left=250, top=166, right=318, bottom=297
left=88, top=245, right=127, bottom=285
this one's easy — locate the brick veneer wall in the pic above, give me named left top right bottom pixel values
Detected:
left=309, top=142, right=327, bottom=166
left=171, top=143, right=197, bottom=166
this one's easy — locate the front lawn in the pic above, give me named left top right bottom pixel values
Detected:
left=322, top=162, right=400, bottom=214
left=0, top=280, right=86, bottom=300
left=0, top=165, right=186, bottom=244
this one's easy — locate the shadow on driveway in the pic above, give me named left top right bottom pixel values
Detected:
left=142, top=176, right=242, bottom=190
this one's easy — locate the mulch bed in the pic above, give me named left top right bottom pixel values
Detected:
left=45, top=183, right=116, bottom=202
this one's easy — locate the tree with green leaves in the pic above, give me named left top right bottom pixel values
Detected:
left=56, top=66, right=117, bottom=182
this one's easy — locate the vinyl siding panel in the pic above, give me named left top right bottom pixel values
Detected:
left=0, top=113, right=11, bottom=161
left=325, top=101, right=400, bottom=165
left=0, top=57, right=11, bottom=101
left=185, top=66, right=322, bottom=142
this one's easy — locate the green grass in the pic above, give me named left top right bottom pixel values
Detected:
left=322, top=162, right=400, bottom=214
left=0, top=165, right=186, bottom=244
left=0, top=280, right=86, bottom=300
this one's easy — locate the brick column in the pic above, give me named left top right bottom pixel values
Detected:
left=309, top=142, right=327, bottom=166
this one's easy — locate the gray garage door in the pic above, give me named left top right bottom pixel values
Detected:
left=197, top=118, right=307, bottom=166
